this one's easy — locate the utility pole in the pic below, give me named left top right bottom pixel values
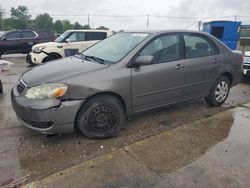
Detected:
left=234, top=15, right=237, bottom=21
left=146, top=14, right=149, bottom=29
left=88, top=14, right=90, bottom=26
left=198, top=21, right=202, bottom=31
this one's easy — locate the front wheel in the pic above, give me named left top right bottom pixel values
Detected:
left=205, top=76, right=230, bottom=106
left=76, top=95, right=126, bottom=138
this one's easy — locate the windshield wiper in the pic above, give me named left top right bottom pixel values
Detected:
left=83, top=55, right=105, bottom=64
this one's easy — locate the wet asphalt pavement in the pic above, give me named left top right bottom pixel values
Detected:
left=0, top=55, right=250, bottom=186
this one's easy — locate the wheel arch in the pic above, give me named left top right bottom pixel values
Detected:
left=42, top=52, right=62, bottom=63
left=221, top=72, right=233, bottom=86
left=85, top=92, right=127, bottom=114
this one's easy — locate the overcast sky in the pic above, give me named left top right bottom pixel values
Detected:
left=1, top=0, right=250, bottom=31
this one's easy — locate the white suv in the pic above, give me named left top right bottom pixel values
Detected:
left=27, top=30, right=113, bottom=64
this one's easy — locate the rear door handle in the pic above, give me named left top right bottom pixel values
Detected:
left=213, top=58, right=221, bottom=64
left=176, top=64, right=184, bottom=70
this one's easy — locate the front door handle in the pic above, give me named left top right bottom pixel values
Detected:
left=176, top=64, right=184, bottom=70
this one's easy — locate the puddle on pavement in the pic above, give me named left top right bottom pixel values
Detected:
left=158, top=107, right=250, bottom=187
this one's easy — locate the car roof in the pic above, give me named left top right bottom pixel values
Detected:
left=66, top=29, right=112, bottom=32
left=122, top=30, right=207, bottom=35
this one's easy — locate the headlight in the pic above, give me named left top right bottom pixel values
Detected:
left=33, top=46, right=45, bottom=53
left=25, top=83, right=68, bottom=100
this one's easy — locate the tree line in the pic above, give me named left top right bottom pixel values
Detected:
left=0, top=5, right=109, bottom=33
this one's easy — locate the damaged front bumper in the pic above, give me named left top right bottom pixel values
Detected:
left=11, top=87, right=84, bottom=134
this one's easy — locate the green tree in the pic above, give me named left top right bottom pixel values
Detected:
left=53, top=20, right=64, bottom=33
left=96, top=26, right=109, bottom=30
left=82, top=24, right=91, bottom=29
left=73, top=21, right=83, bottom=29
left=62, top=20, right=73, bottom=31
left=28, top=19, right=38, bottom=30
left=35, top=13, right=53, bottom=31
left=2, top=18, right=14, bottom=30
left=10, top=5, right=31, bottom=29
left=0, top=6, right=3, bottom=30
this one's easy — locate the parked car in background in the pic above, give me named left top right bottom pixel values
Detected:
left=242, top=52, right=250, bottom=81
left=27, top=30, right=113, bottom=65
left=237, top=25, right=250, bottom=82
left=12, top=30, right=242, bottom=138
left=0, top=30, right=56, bottom=58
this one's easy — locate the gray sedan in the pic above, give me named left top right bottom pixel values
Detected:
left=11, top=30, right=243, bottom=138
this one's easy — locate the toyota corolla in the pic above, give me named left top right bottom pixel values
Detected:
left=11, top=30, right=243, bottom=138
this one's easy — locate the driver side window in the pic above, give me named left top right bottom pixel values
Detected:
left=139, top=34, right=181, bottom=64
left=5, top=31, right=21, bottom=40
left=67, top=32, right=86, bottom=42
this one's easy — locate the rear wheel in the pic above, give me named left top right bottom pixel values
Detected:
left=205, top=76, right=230, bottom=106
left=42, top=53, right=61, bottom=63
left=76, top=95, right=126, bottom=138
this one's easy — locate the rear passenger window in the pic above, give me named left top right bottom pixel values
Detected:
left=139, top=34, right=181, bottom=64
left=85, top=32, right=107, bottom=41
left=22, top=31, right=36, bottom=38
left=184, top=35, right=219, bottom=59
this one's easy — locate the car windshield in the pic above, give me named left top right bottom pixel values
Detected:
left=82, top=32, right=149, bottom=64
left=54, top=31, right=71, bottom=42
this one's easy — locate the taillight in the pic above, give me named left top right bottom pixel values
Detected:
left=52, top=35, right=56, bottom=41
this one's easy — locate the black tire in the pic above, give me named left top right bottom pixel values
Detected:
left=0, top=79, right=3, bottom=93
left=42, top=53, right=61, bottom=63
left=76, top=95, right=126, bottom=138
left=205, top=76, right=230, bottom=106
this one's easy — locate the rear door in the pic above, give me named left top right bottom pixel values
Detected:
left=20, top=31, right=37, bottom=53
left=132, top=34, right=185, bottom=112
left=182, top=33, right=222, bottom=98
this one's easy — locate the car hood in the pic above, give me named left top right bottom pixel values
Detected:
left=22, top=56, right=109, bottom=87
left=32, top=42, right=60, bottom=50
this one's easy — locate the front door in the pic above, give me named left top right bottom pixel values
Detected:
left=64, top=32, right=87, bottom=56
left=132, top=34, right=185, bottom=112
left=2, top=31, right=22, bottom=54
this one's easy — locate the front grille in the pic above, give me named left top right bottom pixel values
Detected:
left=243, top=64, right=250, bottom=70
left=17, top=79, right=27, bottom=94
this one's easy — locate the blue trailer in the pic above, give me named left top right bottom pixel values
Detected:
left=203, top=21, right=241, bottom=50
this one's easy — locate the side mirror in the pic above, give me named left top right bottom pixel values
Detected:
left=65, top=38, right=71, bottom=43
left=134, top=55, right=154, bottom=66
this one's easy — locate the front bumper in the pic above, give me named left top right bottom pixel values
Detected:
left=11, top=87, right=84, bottom=134
left=27, top=52, right=48, bottom=65
left=242, top=63, right=250, bottom=80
